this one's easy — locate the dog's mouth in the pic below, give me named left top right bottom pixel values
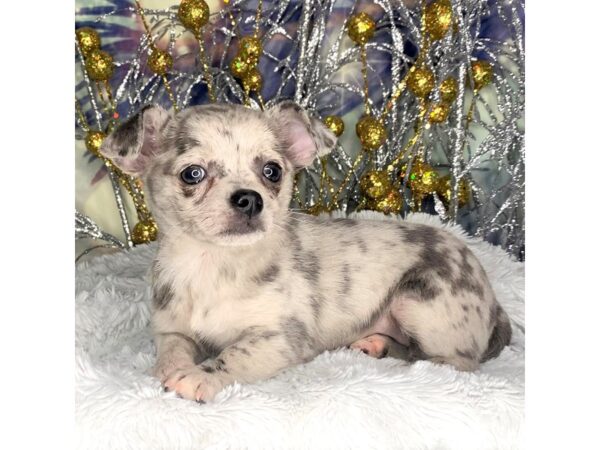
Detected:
left=219, top=218, right=265, bottom=237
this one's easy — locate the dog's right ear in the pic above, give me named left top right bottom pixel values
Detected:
left=100, top=105, right=171, bottom=177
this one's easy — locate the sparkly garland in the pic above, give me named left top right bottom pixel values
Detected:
left=75, top=0, right=525, bottom=259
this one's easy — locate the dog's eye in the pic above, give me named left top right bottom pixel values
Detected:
left=180, top=165, right=206, bottom=184
left=262, top=162, right=282, bottom=182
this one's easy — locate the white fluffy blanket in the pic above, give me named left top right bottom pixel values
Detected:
left=75, top=213, right=524, bottom=449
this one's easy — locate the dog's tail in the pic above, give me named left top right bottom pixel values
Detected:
left=481, top=304, right=512, bottom=362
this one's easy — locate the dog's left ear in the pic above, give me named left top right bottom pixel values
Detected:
left=267, top=101, right=337, bottom=169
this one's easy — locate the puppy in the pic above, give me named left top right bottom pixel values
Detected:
left=100, top=102, right=512, bottom=403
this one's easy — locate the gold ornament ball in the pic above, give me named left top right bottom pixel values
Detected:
left=439, top=77, right=458, bottom=104
left=242, top=67, right=263, bottom=92
left=323, top=115, right=345, bottom=137
left=76, top=27, right=101, bottom=57
left=437, top=175, right=470, bottom=207
left=371, top=190, right=403, bottom=215
left=230, top=55, right=253, bottom=78
left=471, top=60, right=493, bottom=90
left=86, top=50, right=114, bottom=81
left=85, top=130, right=106, bottom=157
left=407, top=67, right=435, bottom=99
left=347, top=12, right=376, bottom=45
left=424, top=0, right=453, bottom=40
left=132, top=220, right=158, bottom=244
left=404, top=157, right=439, bottom=196
left=428, top=103, right=450, bottom=123
left=239, top=36, right=262, bottom=61
left=148, top=49, right=173, bottom=75
left=360, top=170, right=391, bottom=200
left=178, top=0, right=210, bottom=31
left=356, top=115, right=387, bottom=151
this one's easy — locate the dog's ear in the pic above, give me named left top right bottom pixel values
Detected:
left=100, top=105, right=171, bottom=177
left=266, top=101, right=337, bottom=169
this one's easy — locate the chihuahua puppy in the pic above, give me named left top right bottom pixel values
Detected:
left=100, top=102, right=511, bottom=402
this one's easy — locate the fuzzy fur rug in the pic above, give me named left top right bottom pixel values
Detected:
left=75, top=212, right=524, bottom=449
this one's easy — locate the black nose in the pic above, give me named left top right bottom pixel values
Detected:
left=230, top=189, right=263, bottom=218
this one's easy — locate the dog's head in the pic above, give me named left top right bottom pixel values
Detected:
left=100, top=102, right=336, bottom=246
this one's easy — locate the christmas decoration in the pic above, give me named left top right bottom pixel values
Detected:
left=471, top=60, right=494, bottom=91
left=177, top=0, right=209, bottom=31
left=436, top=175, right=470, bottom=207
left=131, top=220, right=159, bottom=244
left=360, top=170, right=391, bottom=200
left=356, top=116, right=387, bottom=151
left=407, top=67, right=435, bottom=99
left=369, top=190, right=403, bottom=215
left=347, top=12, right=376, bottom=45
left=428, top=103, right=450, bottom=123
left=147, top=49, right=173, bottom=76
left=439, top=77, right=458, bottom=104
left=75, top=27, right=101, bottom=57
left=86, top=50, right=114, bottom=81
left=75, top=0, right=525, bottom=260
left=242, top=67, right=262, bottom=92
left=424, top=0, right=453, bottom=41
left=84, top=130, right=105, bottom=157
left=323, top=116, right=345, bottom=137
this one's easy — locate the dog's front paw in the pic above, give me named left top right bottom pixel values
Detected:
left=162, top=365, right=225, bottom=402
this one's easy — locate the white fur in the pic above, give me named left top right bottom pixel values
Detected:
left=75, top=213, right=524, bottom=449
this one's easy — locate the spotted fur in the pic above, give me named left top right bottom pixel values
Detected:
left=100, top=102, right=511, bottom=402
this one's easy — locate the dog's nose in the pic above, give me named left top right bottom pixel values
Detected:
left=230, top=189, right=263, bottom=218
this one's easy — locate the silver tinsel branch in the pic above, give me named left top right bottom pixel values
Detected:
left=76, top=0, right=525, bottom=259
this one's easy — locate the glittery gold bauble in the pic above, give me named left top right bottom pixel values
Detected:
left=371, top=190, right=403, bottom=215
left=428, top=103, right=450, bottom=123
left=424, top=0, right=453, bottom=40
left=407, top=67, right=435, bottom=98
left=86, top=50, right=114, bottom=81
left=402, top=157, right=438, bottom=197
left=76, top=27, right=101, bottom=57
left=230, top=55, right=252, bottom=78
left=347, top=12, right=376, bottom=45
left=436, top=175, right=470, bottom=207
left=323, top=115, right=345, bottom=137
left=85, top=130, right=106, bottom=157
left=356, top=115, right=387, bottom=151
left=471, top=60, right=493, bottom=90
left=178, top=0, right=210, bottom=31
left=239, top=36, right=262, bottom=61
left=360, top=170, right=391, bottom=200
left=131, top=220, right=158, bottom=244
left=439, top=77, right=458, bottom=103
left=148, top=49, right=173, bottom=75
left=242, top=67, right=262, bottom=92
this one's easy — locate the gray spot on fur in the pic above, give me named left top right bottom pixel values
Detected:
left=397, top=267, right=441, bottom=300
left=112, top=111, right=143, bottom=156
left=254, top=264, right=280, bottom=284
left=282, top=317, right=312, bottom=360
left=481, top=304, right=512, bottom=362
left=218, top=265, right=237, bottom=282
left=309, top=293, right=324, bottom=319
left=152, top=283, right=174, bottom=310
left=340, top=263, right=352, bottom=297
left=450, top=247, right=485, bottom=298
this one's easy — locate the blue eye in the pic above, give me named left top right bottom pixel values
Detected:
left=180, top=165, right=206, bottom=184
left=263, top=162, right=282, bottom=182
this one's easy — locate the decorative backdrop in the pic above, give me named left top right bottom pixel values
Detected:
left=75, top=0, right=525, bottom=260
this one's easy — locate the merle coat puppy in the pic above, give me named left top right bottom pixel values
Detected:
left=100, top=102, right=512, bottom=402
